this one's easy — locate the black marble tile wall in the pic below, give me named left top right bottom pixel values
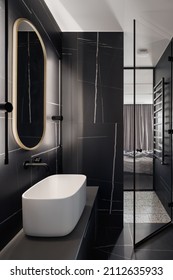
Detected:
left=154, top=41, right=172, bottom=217
left=0, top=0, right=62, bottom=250
left=62, top=32, right=123, bottom=234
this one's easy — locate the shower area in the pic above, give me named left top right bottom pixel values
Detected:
left=123, top=20, right=172, bottom=246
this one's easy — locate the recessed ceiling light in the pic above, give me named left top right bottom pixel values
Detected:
left=137, top=48, right=149, bottom=56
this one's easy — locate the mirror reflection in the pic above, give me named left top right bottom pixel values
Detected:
left=13, top=19, right=46, bottom=150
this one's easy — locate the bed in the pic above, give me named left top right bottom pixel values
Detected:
left=124, top=150, right=153, bottom=175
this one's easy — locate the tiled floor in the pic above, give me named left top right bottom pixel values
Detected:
left=93, top=223, right=173, bottom=260
left=93, top=191, right=173, bottom=260
left=124, top=191, right=170, bottom=223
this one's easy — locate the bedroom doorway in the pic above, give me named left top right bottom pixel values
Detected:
left=124, top=68, right=154, bottom=192
left=123, top=67, right=155, bottom=224
left=123, top=68, right=156, bottom=225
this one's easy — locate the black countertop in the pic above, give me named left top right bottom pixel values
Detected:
left=0, top=187, right=98, bottom=260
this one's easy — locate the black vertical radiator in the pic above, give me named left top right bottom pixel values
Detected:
left=153, top=77, right=165, bottom=165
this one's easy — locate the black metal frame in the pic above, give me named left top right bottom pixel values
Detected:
left=133, top=19, right=136, bottom=246
left=0, top=0, right=13, bottom=164
left=133, top=20, right=172, bottom=249
left=123, top=66, right=154, bottom=193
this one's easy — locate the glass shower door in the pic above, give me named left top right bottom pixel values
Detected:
left=134, top=20, right=172, bottom=246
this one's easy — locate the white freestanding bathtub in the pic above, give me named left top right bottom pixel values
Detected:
left=22, top=174, right=86, bottom=237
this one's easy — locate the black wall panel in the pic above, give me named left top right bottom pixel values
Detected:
left=154, top=41, right=172, bottom=216
left=62, top=32, right=124, bottom=235
left=0, top=0, right=62, bottom=250
left=0, top=2, right=123, bottom=251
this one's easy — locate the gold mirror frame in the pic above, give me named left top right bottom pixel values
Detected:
left=12, top=18, right=47, bottom=150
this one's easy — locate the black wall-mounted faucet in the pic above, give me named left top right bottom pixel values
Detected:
left=23, top=157, right=49, bottom=170
left=23, top=161, right=48, bottom=169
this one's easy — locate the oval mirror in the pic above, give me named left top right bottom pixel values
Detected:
left=12, top=19, right=46, bottom=150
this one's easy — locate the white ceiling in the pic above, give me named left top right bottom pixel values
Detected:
left=43, top=0, right=173, bottom=103
left=44, top=0, right=173, bottom=67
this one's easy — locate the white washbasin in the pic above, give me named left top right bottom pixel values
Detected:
left=22, top=174, right=86, bottom=237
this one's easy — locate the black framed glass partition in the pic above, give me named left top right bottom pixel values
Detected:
left=123, top=24, right=134, bottom=237
left=134, top=19, right=172, bottom=246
